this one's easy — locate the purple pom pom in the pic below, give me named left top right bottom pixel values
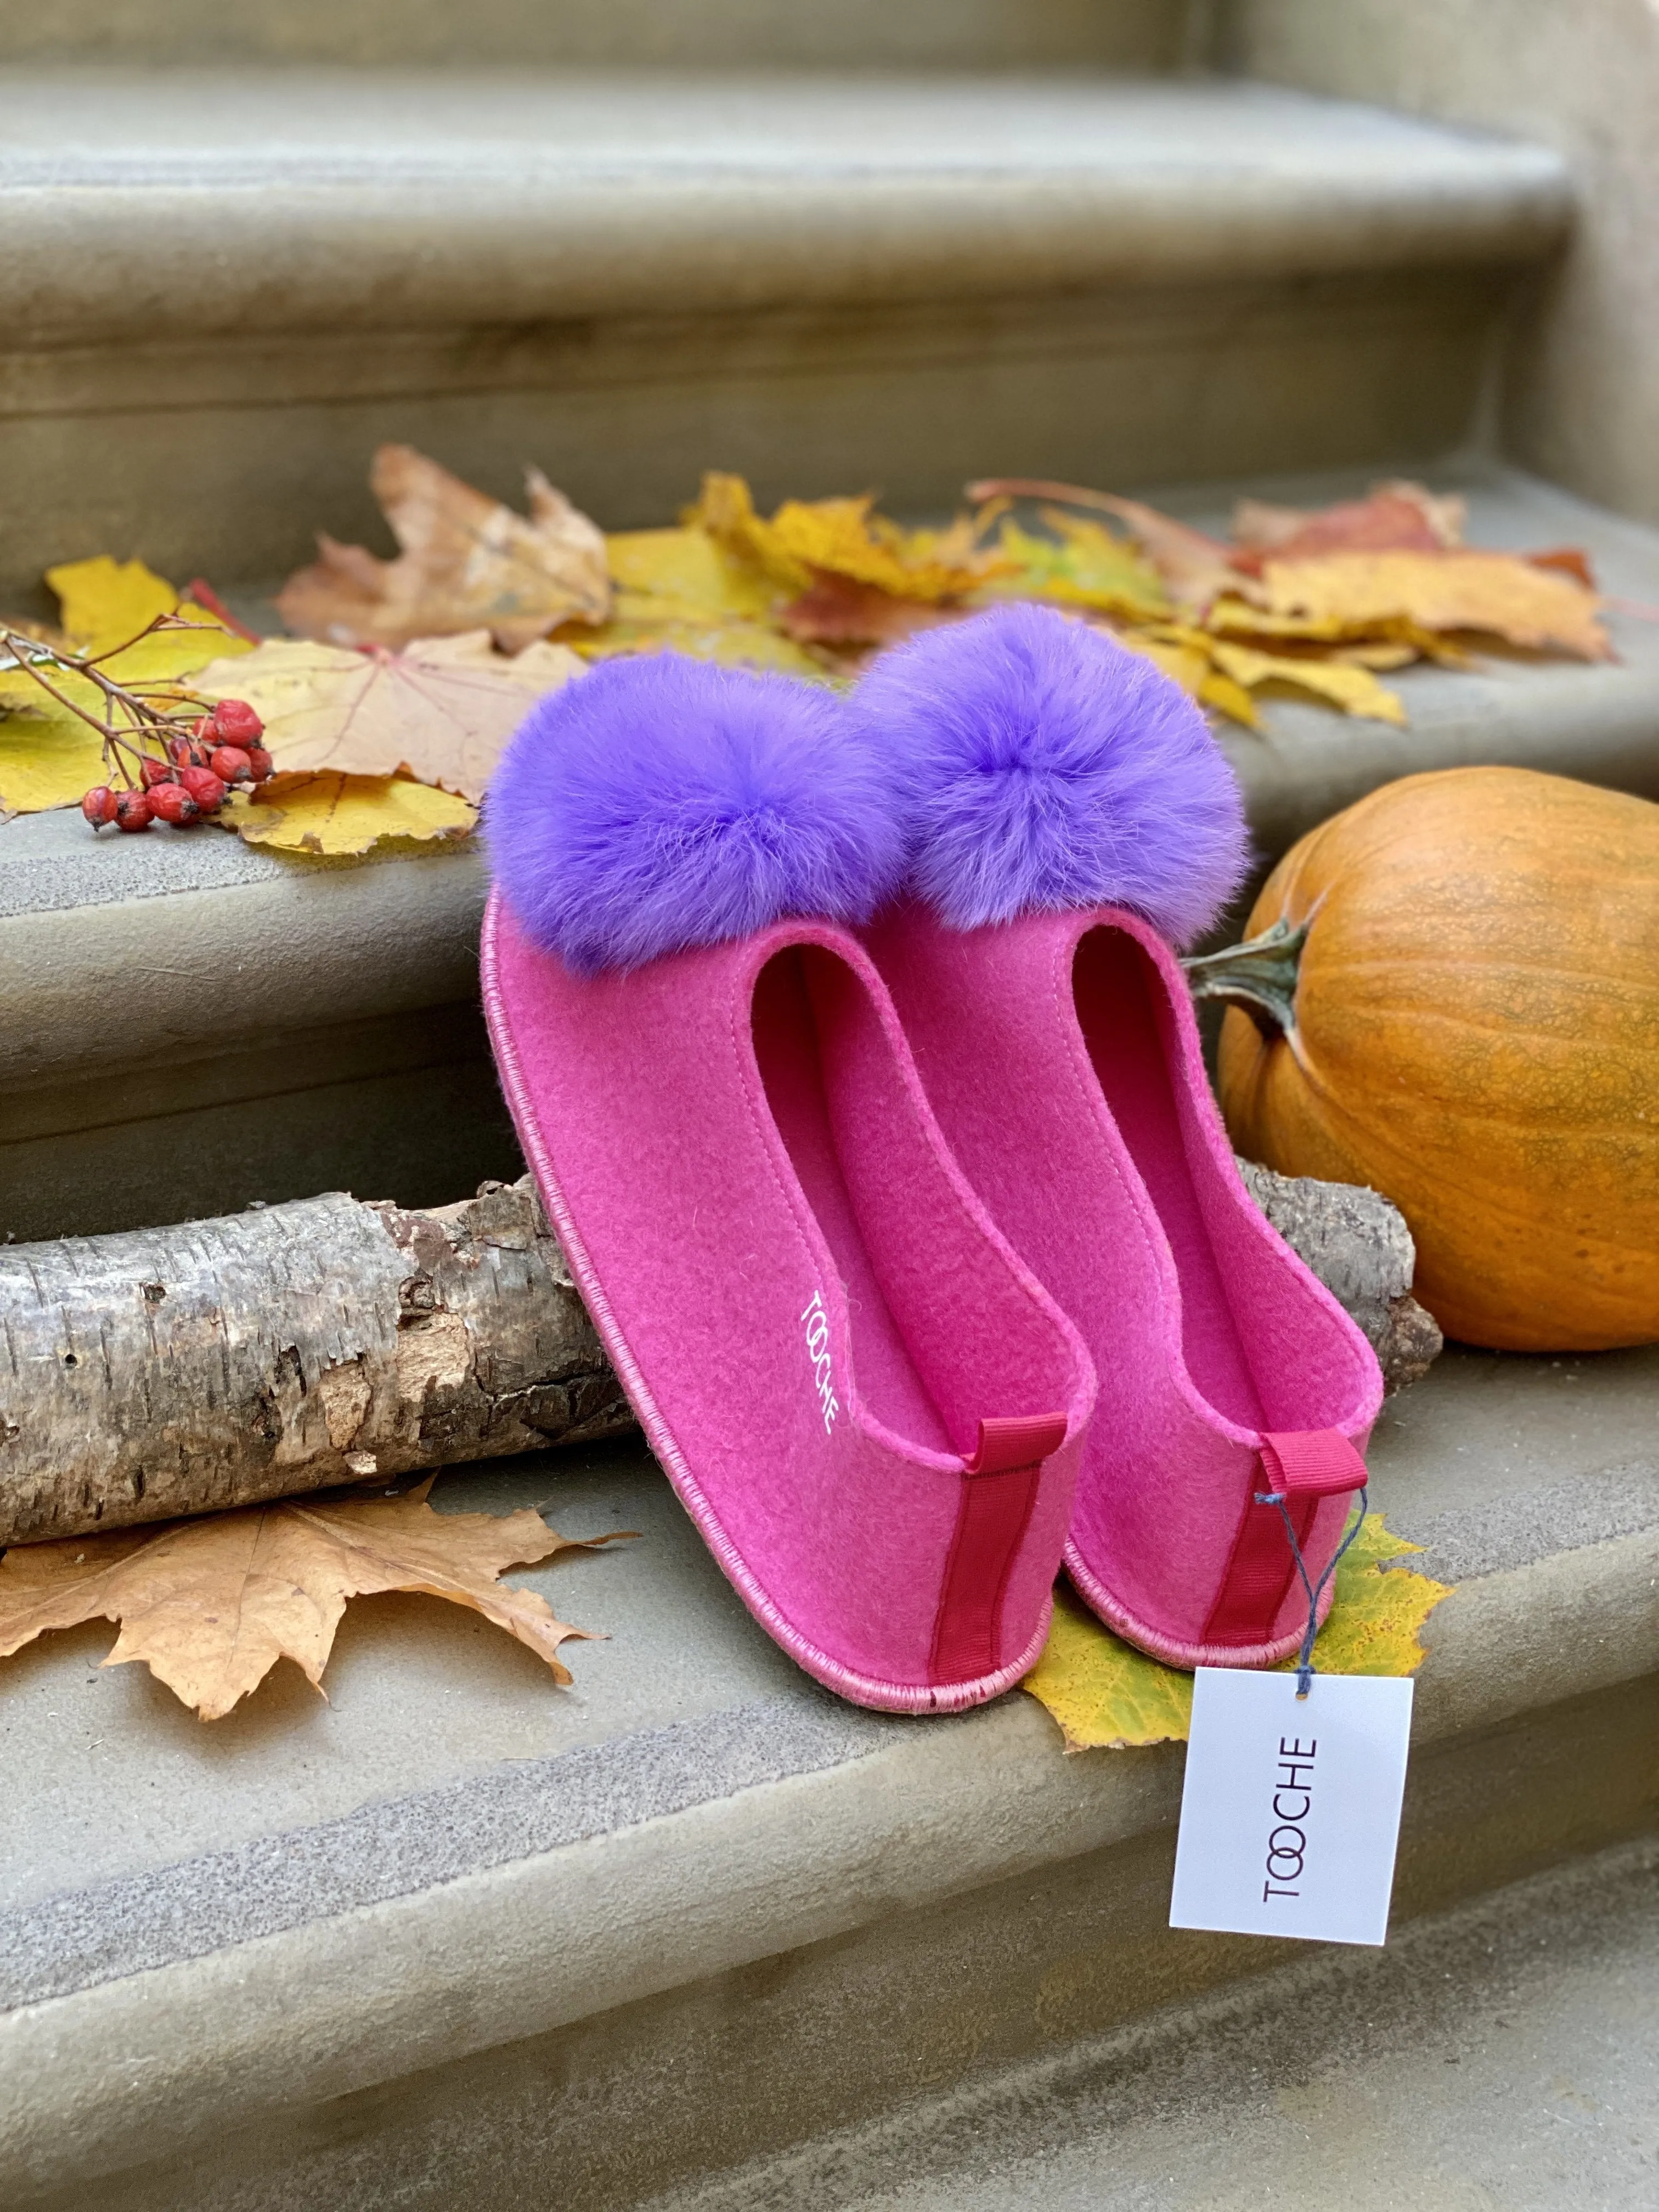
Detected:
left=851, top=603, right=1249, bottom=944
left=487, top=654, right=907, bottom=973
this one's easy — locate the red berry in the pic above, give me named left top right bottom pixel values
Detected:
left=148, top=780, right=201, bottom=826
left=179, top=765, right=227, bottom=814
left=114, top=788, right=154, bottom=833
left=210, top=698, right=264, bottom=745
left=81, top=785, right=119, bottom=828
left=244, top=746, right=274, bottom=782
left=167, top=733, right=209, bottom=768
left=209, top=744, right=252, bottom=784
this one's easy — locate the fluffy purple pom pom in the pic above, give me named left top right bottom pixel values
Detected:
left=851, top=603, right=1249, bottom=944
left=486, top=654, right=907, bottom=973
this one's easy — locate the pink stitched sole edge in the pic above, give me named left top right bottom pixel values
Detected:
left=1063, top=1539, right=1338, bottom=1673
left=482, top=902, right=1048, bottom=1716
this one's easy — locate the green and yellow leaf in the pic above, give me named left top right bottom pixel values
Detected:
left=1024, top=1510, right=1453, bottom=1753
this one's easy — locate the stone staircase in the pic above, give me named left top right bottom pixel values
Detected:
left=4, top=1345, right=1657, bottom=2208
left=5, top=1, right=1656, bottom=1238
left=2, top=9, right=1656, bottom=2204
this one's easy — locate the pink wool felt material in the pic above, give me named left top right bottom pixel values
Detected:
left=865, top=902, right=1383, bottom=1669
left=483, top=895, right=1094, bottom=1711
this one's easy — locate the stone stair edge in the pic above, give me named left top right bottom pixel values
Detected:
left=3, top=1444, right=1655, bottom=2202
left=0, top=0, right=1189, bottom=76
left=0, top=76, right=1570, bottom=341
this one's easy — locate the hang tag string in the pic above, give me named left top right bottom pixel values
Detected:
left=1252, top=1486, right=1369, bottom=1698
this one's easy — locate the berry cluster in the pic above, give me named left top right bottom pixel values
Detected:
left=80, top=699, right=273, bottom=834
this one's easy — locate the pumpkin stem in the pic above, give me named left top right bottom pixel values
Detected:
left=1182, top=915, right=1307, bottom=1036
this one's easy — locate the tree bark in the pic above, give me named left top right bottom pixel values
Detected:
left=1235, top=1157, right=1444, bottom=1393
left=0, top=1180, right=631, bottom=1545
left=0, top=1166, right=1441, bottom=1548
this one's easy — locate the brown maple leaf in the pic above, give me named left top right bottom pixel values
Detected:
left=779, top=573, right=967, bottom=647
left=0, top=1484, right=633, bottom=1719
left=278, top=444, right=612, bottom=652
left=193, top=629, right=582, bottom=800
left=1229, top=482, right=1466, bottom=571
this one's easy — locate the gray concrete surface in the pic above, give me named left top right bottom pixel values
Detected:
left=0, top=72, right=1562, bottom=598
left=0, top=0, right=1187, bottom=72
left=1222, top=0, right=1659, bottom=532
left=0, top=75, right=1566, bottom=340
left=666, top=1830, right=1659, bottom=2212
left=1, top=1344, right=1655, bottom=2203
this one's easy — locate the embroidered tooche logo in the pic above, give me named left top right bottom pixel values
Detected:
left=799, top=1290, right=841, bottom=1434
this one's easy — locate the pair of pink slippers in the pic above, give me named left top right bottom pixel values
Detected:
left=483, top=606, right=1381, bottom=1713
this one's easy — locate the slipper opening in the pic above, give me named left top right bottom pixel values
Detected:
left=753, top=943, right=1080, bottom=1462
left=1073, top=923, right=1375, bottom=1434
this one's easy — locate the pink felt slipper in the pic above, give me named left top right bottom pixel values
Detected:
left=854, top=606, right=1383, bottom=1671
left=482, top=653, right=1094, bottom=1711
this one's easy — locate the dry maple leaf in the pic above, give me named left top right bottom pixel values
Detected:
left=278, top=445, right=612, bottom=652
left=779, top=573, right=965, bottom=647
left=690, top=473, right=1008, bottom=605
left=193, top=630, right=581, bottom=800
left=1230, top=481, right=1466, bottom=569
left=1261, top=550, right=1610, bottom=660
left=0, top=1483, right=633, bottom=1719
left=225, top=770, right=477, bottom=855
left=967, top=478, right=1239, bottom=616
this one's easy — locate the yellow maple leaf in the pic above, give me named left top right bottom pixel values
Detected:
left=0, top=1482, right=628, bottom=1719
left=1024, top=1510, right=1453, bottom=1753
left=606, top=525, right=780, bottom=622
left=224, top=771, right=477, bottom=855
left=1301, top=1511, right=1455, bottom=1678
left=1206, top=597, right=1354, bottom=643
left=769, top=496, right=998, bottom=602
left=0, top=701, right=108, bottom=815
left=570, top=617, right=829, bottom=678
left=685, top=472, right=811, bottom=596
left=588, top=523, right=830, bottom=672
left=96, top=610, right=253, bottom=689
left=1027, top=1584, right=1197, bottom=1750
left=1261, top=550, right=1610, bottom=659
left=1207, top=639, right=1407, bottom=724
left=45, top=555, right=178, bottom=649
left=688, top=472, right=1003, bottom=605
left=0, top=594, right=251, bottom=815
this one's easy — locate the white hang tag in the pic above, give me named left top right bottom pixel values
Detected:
left=1169, top=1667, right=1414, bottom=1948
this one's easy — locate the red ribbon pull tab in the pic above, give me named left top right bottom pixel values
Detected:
left=931, top=1410, right=1069, bottom=1688
left=1258, top=1429, right=1369, bottom=1501
left=964, top=1412, right=1069, bottom=1476
left=1204, top=1428, right=1368, bottom=1649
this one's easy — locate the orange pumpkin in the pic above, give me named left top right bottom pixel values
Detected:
left=1200, top=766, right=1659, bottom=1351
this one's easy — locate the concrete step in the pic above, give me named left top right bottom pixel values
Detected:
left=0, top=1, right=1184, bottom=72
left=0, top=71, right=1566, bottom=606
left=2, top=1342, right=1655, bottom=2209
left=664, top=1832, right=1659, bottom=2212
left=4, top=457, right=1657, bottom=1240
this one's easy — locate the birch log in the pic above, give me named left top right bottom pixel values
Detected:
left=1235, top=1157, right=1444, bottom=1392
left=0, top=1180, right=631, bottom=1545
left=0, top=1166, right=1440, bottom=1548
